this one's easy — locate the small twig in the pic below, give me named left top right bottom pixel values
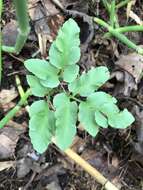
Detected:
left=24, top=172, right=36, bottom=190
left=64, top=148, right=119, bottom=190
left=35, top=163, right=63, bottom=180
left=9, top=53, right=24, bottom=63
left=52, top=138, right=119, bottom=190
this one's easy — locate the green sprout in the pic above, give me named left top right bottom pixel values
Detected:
left=0, top=19, right=135, bottom=154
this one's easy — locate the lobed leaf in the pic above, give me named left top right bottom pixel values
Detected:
left=78, top=101, right=99, bottom=136
left=94, top=111, right=108, bottom=128
left=68, top=66, right=110, bottom=96
left=87, top=91, right=119, bottom=117
left=53, top=93, right=78, bottom=150
left=79, top=91, right=134, bottom=136
left=108, top=109, right=135, bottom=129
left=24, top=58, right=59, bottom=88
left=26, top=75, right=50, bottom=97
left=29, top=100, right=55, bottom=154
left=63, top=65, right=79, bottom=83
left=49, top=18, right=80, bottom=69
left=87, top=91, right=134, bottom=129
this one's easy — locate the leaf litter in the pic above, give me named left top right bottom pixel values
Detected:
left=1, top=0, right=143, bottom=189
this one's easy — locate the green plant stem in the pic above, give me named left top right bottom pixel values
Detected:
left=104, top=25, right=143, bottom=38
left=15, top=75, right=28, bottom=105
left=115, top=25, right=143, bottom=33
left=2, top=0, right=30, bottom=54
left=15, top=75, right=25, bottom=99
left=13, top=0, right=29, bottom=33
left=116, top=0, right=131, bottom=9
left=0, top=0, right=2, bottom=14
left=101, top=0, right=110, bottom=12
left=102, top=0, right=119, bottom=28
left=110, top=0, right=115, bottom=27
left=0, top=89, right=31, bottom=128
left=70, top=95, right=82, bottom=103
left=94, top=17, right=143, bottom=54
left=64, top=148, right=119, bottom=190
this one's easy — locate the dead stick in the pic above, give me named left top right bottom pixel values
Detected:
left=51, top=137, right=119, bottom=190
left=64, top=148, right=118, bottom=190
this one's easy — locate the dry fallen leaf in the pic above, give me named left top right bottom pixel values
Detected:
left=0, top=87, right=18, bottom=116
left=71, top=136, right=86, bottom=153
left=126, top=0, right=136, bottom=19
left=126, top=0, right=142, bottom=25
left=115, top=53, right=143, bottom=83
left=45, top=181, right=62, bottom=190
left=112, top=70, right=137, bottom=96
left=0, top=161, right=15, bottom=172
left=28, top=0, right=64, bottom=57
left=0, top=87, right=18, bottom=106
left=129, top=11, right=143, bottom=25
left=0, top=124, right=26, bottom=159
left=2, top=20, right=18, bottom=46
left=16, top=158, right=32, bottom=178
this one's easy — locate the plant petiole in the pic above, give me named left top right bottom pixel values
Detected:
left=70, top=95, right=82, bottom=103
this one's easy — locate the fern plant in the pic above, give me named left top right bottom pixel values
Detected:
left=24, top=18, right=134, bottom=154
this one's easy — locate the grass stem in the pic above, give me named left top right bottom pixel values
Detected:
left=101, top=0, right=110, bottom=12
left=94, top=17, right=143, bottom=55
left=110, top=0, right=116, bottom=27
left=116, top=0, right=131, bottom=9
left=0, top=89, right=31, bottom=128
